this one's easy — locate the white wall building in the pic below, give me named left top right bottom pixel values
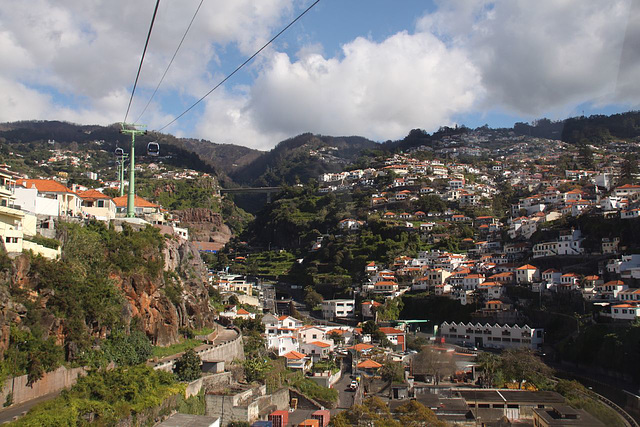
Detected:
left=322, top=299, right=355, bottom=320
left=440, top=321, right=544, bottom=350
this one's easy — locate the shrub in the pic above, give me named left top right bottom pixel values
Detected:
left=173, top=349, right=201, bottom=382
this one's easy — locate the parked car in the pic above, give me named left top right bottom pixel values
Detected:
left=349, top=380, right=358, bottom=390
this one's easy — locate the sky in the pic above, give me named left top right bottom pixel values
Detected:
left=0, top=0, right=639, bottom=151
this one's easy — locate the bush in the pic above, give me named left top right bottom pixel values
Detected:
left=102, top=327, right=152, bottom=366
left=14, top=366, right=183, bottom=426
left=173, top=349, right=201, bottom=382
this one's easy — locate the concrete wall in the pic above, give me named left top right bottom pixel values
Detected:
left=0, top=365, right=87, bottom=406
left=23, top=240, right=61, bottom=259
left=185, top=372, right=233, bottom=399
left=309, top=371, right=341, bottom=389
left=205, top=386, right=289, bottom=426
left=153, top=329, right=244, bottom=373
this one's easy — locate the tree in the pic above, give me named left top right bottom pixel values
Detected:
left=412, top=346, right=456, bottom=385
left=395, top=400, right=447, bottom=427
left=173, top=349, right=201, bottom=382
left=476, top=352, right=501, bottom=388
left=620, top=153, right=639, bottom=185
left=242, top=357, right=269, bottom=383
left=499, top=348, right=552, bottom=389
left=381, top=360, right=404, bottom=384
left=331, top=396, right=401, bottom=427
left=304, top=285, right=323, bottom=310
left=328, top=330, right=345, bottom=346
left=375, top=298, right=403, bottom=321
left=418, top=194, right=447, bottom=213
left=102, top=327, right=152, bottom=366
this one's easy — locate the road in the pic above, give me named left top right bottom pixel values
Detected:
left=334, top=357, right=362, bottom=411
left=0, top=391, right=60, bottom=424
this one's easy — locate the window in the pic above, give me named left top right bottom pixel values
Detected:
left=312, top=334, right=317, bottom=339
left=97, top=200, right=104, bottom=207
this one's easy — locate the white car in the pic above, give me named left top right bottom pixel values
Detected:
left=349, top=380, right=358, bottom=390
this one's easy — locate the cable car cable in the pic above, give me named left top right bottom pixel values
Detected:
left=124, top=0, right=161, bottom=124
left=157, top=0, right=321, bottom=132
left=134, top=0, right=205, bottom=123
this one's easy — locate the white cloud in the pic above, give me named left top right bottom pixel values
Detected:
left=418, top=0, right=637, bottom=116
left=0, top=0, right=295, bottom=124
left=1, top=0, right=638, bottom=151
left=196, top=31, right=483, bottom=148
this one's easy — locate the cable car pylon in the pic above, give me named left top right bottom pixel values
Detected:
left=119, top=123, right=147, bottom=218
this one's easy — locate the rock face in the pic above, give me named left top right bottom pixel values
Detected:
left=117, top=238, right=216, bottom=346
left=0, top=234, right=217, bottom=350
left=172, top=208, right=232, bottom=247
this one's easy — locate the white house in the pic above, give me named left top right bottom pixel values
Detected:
left=541, top=269, right=562, bottom=285
left=78, top=189, right=116, bottom=220
left=300, top=341, right=332, bottom=361
left=321, top=299, right=355, bottom=320
left=610, top=303, right=640, bottom=321
left=14, top=179, right=82, bottom=217
left=516, top=264, right=540, bottom=284
left=440, top=321, right=543, bottom=350
left=270, top=335, right=299, bottom=356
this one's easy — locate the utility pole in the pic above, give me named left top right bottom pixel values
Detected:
left=120, top=123, right=146, bottom=218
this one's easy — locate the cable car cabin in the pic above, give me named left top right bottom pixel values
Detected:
left=147, top=142, right=159, bottom=156
left=115, top=147, right=124, bottom=157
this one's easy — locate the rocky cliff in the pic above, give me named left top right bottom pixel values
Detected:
left=0, top=229, right=217, bottom=356
left=110, top=237, right=216, bottom=346
left=172, top=208, right=232, bottom=250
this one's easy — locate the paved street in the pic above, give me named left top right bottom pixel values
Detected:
left=0, top=392, right=60, bottom=425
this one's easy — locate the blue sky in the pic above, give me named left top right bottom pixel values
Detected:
left=0, top=0, right=638, bottom=150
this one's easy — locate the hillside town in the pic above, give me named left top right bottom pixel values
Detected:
left=1, top=125, right=640, bottom=425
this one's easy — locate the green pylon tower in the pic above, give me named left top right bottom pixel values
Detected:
left=120, top=123, right=146, bottom=218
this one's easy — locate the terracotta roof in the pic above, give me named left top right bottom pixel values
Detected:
left=77, top=189, right=112, bottom=201
left=236, top=308, right=250, bottom=315
left=374, top=281, right=398, bottom=287
left=357, top=359, right=382, bottom=369
left=379, top=327, right=403, bottom=335
left=347, top=343, right=374, bottom=351
left=517, top=264, right=537, bottom=270
left=283, top=350, right=306, bottom=360
left=310, top=341, right=331, bottom=348
left=16, top=179, right=73, bottom=193
left=112, top=195, right=159, bottom=208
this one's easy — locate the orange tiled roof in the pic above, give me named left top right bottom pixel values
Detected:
left=310, top=341, right=331, bottom=348
left=357, top=359, right=382, bottom=369
left=77, top=189, right=112, bottom=201
left=347, top=343, right=374, bottom=351
left=283, top=350, right=306, bottom=360
left=112, top=195, right=159, bottom=208
left=17, top=179, right=73, bottom=193
left=379, top=327, right=403, bottom=335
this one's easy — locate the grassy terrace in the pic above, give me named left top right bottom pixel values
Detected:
left=152, top=338, right=203, bottom=359
left=252, top=250, right=296, bottom=276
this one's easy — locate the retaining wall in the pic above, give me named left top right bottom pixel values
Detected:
left=0, top=365, right=87, bottom=406
left=153, top=329, right=244, bottom=373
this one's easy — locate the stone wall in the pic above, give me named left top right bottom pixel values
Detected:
left=204, top=386, right=289, bottom=426
left=153, top=329, right=244, bottom=373
left=308, top=370, right=342, bottom=389
left=0, top=365, right=87, bottom=406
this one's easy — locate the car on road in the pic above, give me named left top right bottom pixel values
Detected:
left=349, top=380, right=358, bottom=390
